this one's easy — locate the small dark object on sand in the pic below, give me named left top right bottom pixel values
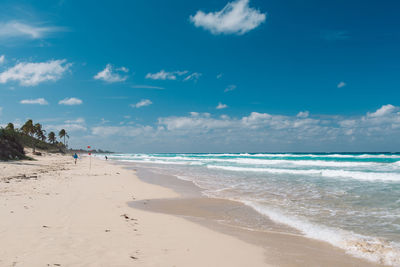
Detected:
left=121, top=214, right=129, bottom=219
left=130, top=256, right=138, bottom=260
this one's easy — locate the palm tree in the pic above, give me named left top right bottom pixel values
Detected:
left=21, top=119, right=34, bottom=136
left=48, top=131, right=56, bottom=144
left=34, top=123, right=46, bottom=141
left=5, top=123, right=14, bottom=131
left=58, top=129, right=69, bottom=147
left=21, top=119, right=37, bottom=152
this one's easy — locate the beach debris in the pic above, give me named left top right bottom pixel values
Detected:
left=105, top=229, right=111, bottom=232
left=121, top=214, right=130, bottom=220
left=130, top=256, right=138, bottom=260
left=42, top=225, right=50, bottom=228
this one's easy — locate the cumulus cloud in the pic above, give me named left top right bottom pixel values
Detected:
left=337, top=81, right=346, bottom=88
left=297, top=111, right=309, bottom=118
left=190, top=0, right=266, bottom=35
left=58, top=97, right=83, bottom=105
left=366, top=104, right=397, bottom=118
left=0, top=59, right=71, bottom=86
left=131, top=99, right=152, bottom=108
left=0, top=55, right=4, bottom=64
left=216, top=102, right=228, bottom=109
left=94, top=64, right=128, bottom=83
left=20, top=98, right=48, bottom=105
left=146, top=70, right=188, bottom=80
left=0, top=21, right=65, bottom=39
left=0, top=107, right=2, bottom=116
left=85, top=104, right=400, bottom=152
left=224, top=84, right=236, bottom=92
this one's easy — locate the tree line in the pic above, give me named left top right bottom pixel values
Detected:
left=2, top=119, right=69, bottom=153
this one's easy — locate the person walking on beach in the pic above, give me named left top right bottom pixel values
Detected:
left=73, top=153, right=78, bottom=165
left=105, top=155, right=108, bottom=161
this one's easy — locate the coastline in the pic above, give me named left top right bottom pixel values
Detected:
left=125, top=163, right=385, bottom=267
left=0, top=154, right=386, bottom=266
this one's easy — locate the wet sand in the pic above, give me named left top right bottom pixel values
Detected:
left=128, top=165, right=385, bottom=267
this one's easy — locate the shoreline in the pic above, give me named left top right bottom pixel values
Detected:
left=0, top=154, right=387, bottom=266
left=122, top=162, right=385, bottom=267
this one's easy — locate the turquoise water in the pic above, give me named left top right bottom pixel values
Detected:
left=105, top=153, right=400, bottom=265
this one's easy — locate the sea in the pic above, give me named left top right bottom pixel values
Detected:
left=101, top=152, right=400, bottom=266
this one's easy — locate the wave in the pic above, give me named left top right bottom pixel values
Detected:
left=217, top=158, right=376, bottom=167
left=189, top=153, right=400, bottom=159
left=207, top=165, right=400, bottom=182
left=244, top=201, right=400, bottom=266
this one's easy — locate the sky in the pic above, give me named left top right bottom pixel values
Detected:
left=0, top=0, right=400, bottom=153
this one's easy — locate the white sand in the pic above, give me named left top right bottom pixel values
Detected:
left=0, top=153, right=267, bottom=267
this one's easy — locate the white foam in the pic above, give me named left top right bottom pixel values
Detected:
left=222, top=158, right=375, bottom=167
left=243, top=201, right=400, bottom=266
left=207, top=165, right=400, bottom=182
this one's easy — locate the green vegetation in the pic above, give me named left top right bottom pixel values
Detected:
left=0, top=119, right=69, bottom=161
left=0, top=127, right=26, bottom=161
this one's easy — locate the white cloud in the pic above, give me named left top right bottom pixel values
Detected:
left=85, top=104, right=400, bottom=152
left=20, top=98, right=48, bottom=105
left=158, top=112, right=233, bottom=131
left=337, top=81, right=346, bottom=88
left=131, top=99, right=152, bottom=108
left=146, top=70, right=188, bottom=80
left=217, top=73, right=223, bottom=79
left=58, top=97, right=83, bottom=106
left=190, top=0, right=266, bottom=35
left=216, top=102, right=228, bottom=109
left=65, top=118, right=85, bottom=124
left=0, top=107, right=2, bottom=116
left=131, top=85, right=165, bottom=90
left=366, top=104, right=397, bottom=118
left=0, top=59, right=71, bottom=86
left=0, top=55, right=4, bottom=64
left=46, top=118, right=87, bottom=132
left=224, top=84, right=236, bottom=92
left=297, top=111, right=309, bottom=118
left=184, top=72, right=202, bottom=81
left=0, top=21, right=65, bottom=39
left=92, top=125, right=153, bottom=137
left=94, top=64, right=128, bottom=83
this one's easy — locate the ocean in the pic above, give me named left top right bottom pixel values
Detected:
left=103, top=152, right=400, bottom=266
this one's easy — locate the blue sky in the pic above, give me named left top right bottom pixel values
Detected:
left=0, top=0, right=400, bottom=152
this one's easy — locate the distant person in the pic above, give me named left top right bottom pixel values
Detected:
left=73, top=153, right=78, bottom=165
left=105, top=155, right=108, bottom=161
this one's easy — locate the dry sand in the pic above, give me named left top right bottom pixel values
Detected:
left=0, top=153, right=385, bottom=266
left=0, top=153, right=266, bottom=267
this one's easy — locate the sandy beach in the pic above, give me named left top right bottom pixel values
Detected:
left=0, top=153, right=385, bottom=266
